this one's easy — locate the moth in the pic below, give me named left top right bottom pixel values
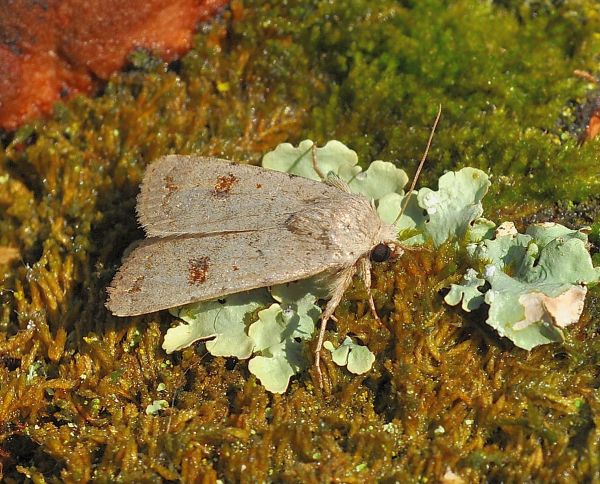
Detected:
left=107, top=108, right=441, bottom=386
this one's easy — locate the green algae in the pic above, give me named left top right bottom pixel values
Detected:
left=0, top=0, right=600, bottom=481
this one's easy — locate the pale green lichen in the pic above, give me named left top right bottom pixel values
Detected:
left=165, top=280, right=322, bottom=393
left=378, top=167, right=492, bottom=246
left=165, top=290, right=271, bottom=357
left=262, top=139, right=409, bottom=202
left=444, top=268, right=486, bottom=311
left=324, top=337, right=375, bottom=375
left=447, top=223, right=600, bottom=349
left=145, top=400, right=169, bottom=416
left=247, top=283, right=320, bottom=393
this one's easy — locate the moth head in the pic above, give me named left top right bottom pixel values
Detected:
left=370, top=219, right=400, bottom=262
left=370, top=243, right=392, bottom=263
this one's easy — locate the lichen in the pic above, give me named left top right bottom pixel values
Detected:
left=1, top=0, right=600, bottom=482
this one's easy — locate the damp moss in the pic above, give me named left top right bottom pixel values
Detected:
left=0, top=0, right=600, bottom=481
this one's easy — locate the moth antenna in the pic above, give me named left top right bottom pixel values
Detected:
left=311, top=142, right=327, bottom=180
left=394, top=105, right=442, bottom=225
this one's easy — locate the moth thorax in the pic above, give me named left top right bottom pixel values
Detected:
left=379, top=221, right=398, bottom=243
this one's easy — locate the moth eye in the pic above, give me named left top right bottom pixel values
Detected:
left=371, top=243, right=391, bottom=263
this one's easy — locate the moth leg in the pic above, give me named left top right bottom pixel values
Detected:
left=357, top=256, right=382, bottom=325
left=311, top=143, right=327, bottom=180
left=315, top=265, right=356, bottom=388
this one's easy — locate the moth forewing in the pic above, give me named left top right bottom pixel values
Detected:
left=107, top=231, right=333, bottom=316
left=136, top=155, right=341, bottom=237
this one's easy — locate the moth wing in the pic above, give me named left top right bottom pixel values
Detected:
left=106, top=228, right=344, bottom=316
left=137, top=155, right=340, bottom=237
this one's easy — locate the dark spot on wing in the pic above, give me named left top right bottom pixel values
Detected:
left=164, top=175, right=177, bottom=194
left=162, top=175, right=178, bottom=206
left=188, top=257, right=210, bottom=285
left=128, top=276, right=145, bottom=293
left=213, top=173, right=238, bottom=197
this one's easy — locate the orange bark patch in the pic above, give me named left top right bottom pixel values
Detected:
left=0, top=0, right=229, bottom=130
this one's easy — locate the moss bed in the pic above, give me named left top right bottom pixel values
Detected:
left=1, top=0, right=600, bottom=481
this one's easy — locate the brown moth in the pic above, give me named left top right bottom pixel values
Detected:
left=107, top=108, right=442, bottom=385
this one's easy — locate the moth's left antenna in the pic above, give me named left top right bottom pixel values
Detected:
left=394, top=105, right=442, bottom=225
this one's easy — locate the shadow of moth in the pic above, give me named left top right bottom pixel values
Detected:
left=107, top=109, right=441, bottom=386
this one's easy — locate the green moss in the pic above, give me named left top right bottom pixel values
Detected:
left=0, top=0, right=599, bottom=481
